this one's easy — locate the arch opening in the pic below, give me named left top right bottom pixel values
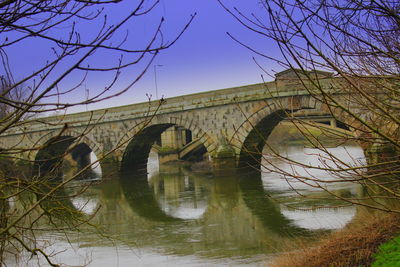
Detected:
left=336, top=120, right=350, bottom=131
left=121, top=123, right=209, bottom=173
left=238, top=108, right=357, bottom=169
left=239, top=109, right=289, bottom=168
left=121, top=124, right=173, bottom=172
left=34, top=136, right=76, bottom=181
left=63, top=142, right=102, bottom=181
left=34, top=136, right=102, bottom=182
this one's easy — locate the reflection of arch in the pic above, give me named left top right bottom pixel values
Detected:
left=121, top=164, right=310, bottom=234
left=118, top=117, right=215, bottom=171
left=232, top=96, right=357, bottom=168
left=119, top=171, right=181, bottom=222
left=238, top=169, right=310, bottom=236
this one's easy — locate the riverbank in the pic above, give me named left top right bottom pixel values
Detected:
left=270, top=211, right=400, bottom=267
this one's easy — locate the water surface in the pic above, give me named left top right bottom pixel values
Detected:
left=9, top=145, right=365, bottom=266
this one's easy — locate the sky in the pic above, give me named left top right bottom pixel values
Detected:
left=5, top=1, right=283, bottom=114
left=136, top=1, right=279, bottom=97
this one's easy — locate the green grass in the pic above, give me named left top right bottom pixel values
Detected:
left=372, top=235, right=400, bottom=267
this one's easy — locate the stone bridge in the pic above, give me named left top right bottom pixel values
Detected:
left=0, top=69, right=364, bottom=174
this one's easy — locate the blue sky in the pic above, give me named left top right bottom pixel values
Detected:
left=133, top=2, right=274, bottom=97
left=6, top=1, right=282, bottom=113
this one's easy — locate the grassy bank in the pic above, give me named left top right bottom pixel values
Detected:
left=372, top=234, right=400, bottom=267
left=270, top=212, right=400, bottom=267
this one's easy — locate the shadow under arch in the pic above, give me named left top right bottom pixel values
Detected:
left=119, top=170, right=182, bottom=222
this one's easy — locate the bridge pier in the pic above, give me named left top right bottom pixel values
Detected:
left=366, top=142, right=399, bottom=167
left=211, top=144, right=237, bottom=175
left=100, top=153, right=120, bottom=179
left=155, top=126, right=211, bottom=164
left=330, top=118, right=337, bottom=128
left=157, top=126, right=193, bottom=164
left=362, top=142, right=400, bottom=208
left=160, top=126, right=190, bottom=149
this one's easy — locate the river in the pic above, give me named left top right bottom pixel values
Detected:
left=7, top=144, right=365, bottom=266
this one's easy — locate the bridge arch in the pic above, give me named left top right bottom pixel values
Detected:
left=118, top=116, right=216, bottom=172
left=33, top=129, right=103, bottom=180
left=231, top=96, right=357, bottom=167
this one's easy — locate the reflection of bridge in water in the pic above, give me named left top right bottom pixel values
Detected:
left=121, top=168, right=308, bottom=234
left=72, top=165, right=322, bottom=258
left=56, top=160, right=361, bottom=262
left=25, top=143, right=363, bottom=263
left=0, top=69, right=367, bottom=175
